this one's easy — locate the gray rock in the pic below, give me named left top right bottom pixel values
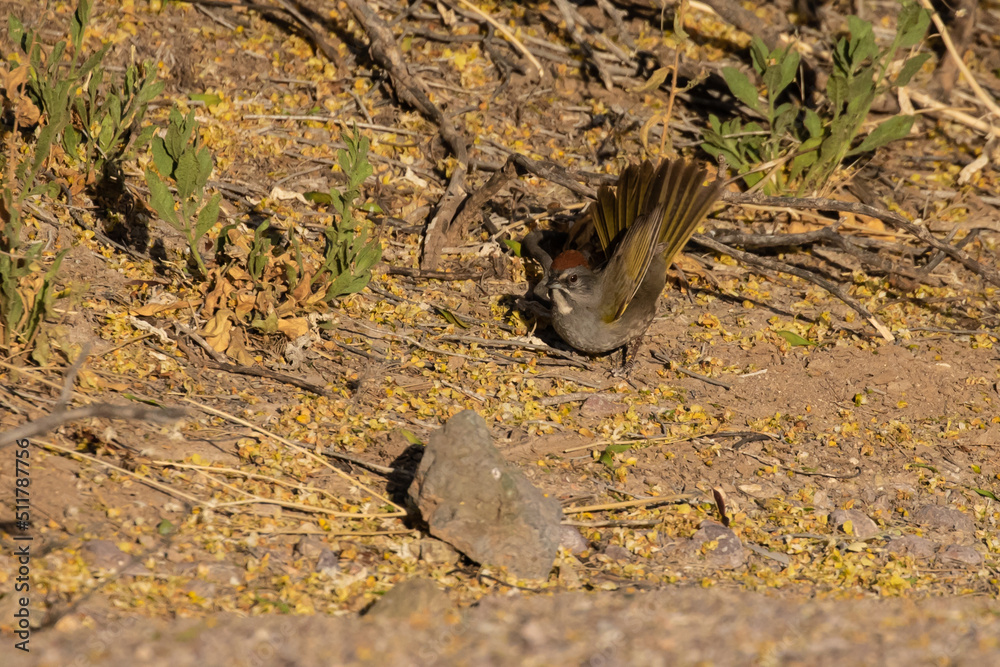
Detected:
left=559, top=526, right=589, bottom=556
left=81, top=540, right=130, bottom=570
left=580, top=395, right=625, bottom=418
left=688, top=521, right=746, bottom=570
left=365, top=578, right=452, bottom=622
left=316, top=549, right=341, bottom=576
left=294, top=536, right=340, bottom=575
left=418, top=538, right=462, bottom=565
left=938, top=544, right=983, bottom=567
left=885, top=535, right=936, bottom=561
left=293, top=535, right=326, bottom=560
left=602, top=545, right=633, bottom=562
left=408, top=410, right=563, bottom=579
left=829, top=509, right=879, bottom=539
left=913, top=505, right=975, bottom=533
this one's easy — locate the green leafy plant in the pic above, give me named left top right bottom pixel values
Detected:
left=8, top=1, right=106, bottom=137
left=311, top=127, right=382, bottom=300
left=2, top=0, right=164, bottom=357
left=0, top=8, right=95, bottom=356
left=246, top=221, right=274, bottom=285
left=144, top=108, right=221, bottom=277
left=65, top=55, right=163, bottom=184
left=204, top=128, right=382, bottom=343
left=703, top=3, right=930, bottom=195
left=11, top=0, right=160, bottom=186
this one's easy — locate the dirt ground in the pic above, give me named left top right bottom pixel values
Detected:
left=1, top=0, right=999, bottom=664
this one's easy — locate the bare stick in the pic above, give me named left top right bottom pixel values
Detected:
left=903, top=87, right=1000, bottom=137
left=453, top=0, right=545, bottom=78
left=54, top=342, right=92, bottom=412
left=0, top=404, right=187, bottom=450
left=449, top=157, right=518, bottom=239
left=722, top=191, right=1000, bottom=288
left=341, top=0, right=471, bottom=269
left=693, top=234, right=895, bottom=342
left=917, top=0, right=1000, bottom=119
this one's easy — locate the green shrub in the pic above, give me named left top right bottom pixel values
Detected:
left=702, top=3, right=930, bottom=195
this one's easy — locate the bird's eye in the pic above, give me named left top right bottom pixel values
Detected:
left=568, top=274, right=578, bottom=284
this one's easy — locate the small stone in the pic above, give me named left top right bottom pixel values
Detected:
left=121, top=562, right=152, bottom=576
left=293, top=535, right=325, bottom=560
left=870, top=494, right=892, bottom=513
left=164, top=548, right=188, bottom=564
left=688, top=521, right=746, bottom=570
left=938, top=544, right=983, bottom=567
left=603, top=545, right=633, bottom=562
left=885, top=535, right=936, bottom=561
left=81, top=540, right=130, bottom=571
left=418, top=538, right=462, bottom=565
left=408, top=410, right=563, bottom=579
left=811, top=490, right=832, bottom=509
left=365, top=578, right=451, bottom=623
left=829, top=509, right=879, bottom=539
left=315, top=549, right=341, bottom=576
left=913, top=505, right=975, bottom=533
left=559, top=526, right=589, bottom=555
left=580, top=395, right=625, bottom=418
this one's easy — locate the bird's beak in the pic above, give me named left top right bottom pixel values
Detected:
left=535, top=274, right=555, bottom=302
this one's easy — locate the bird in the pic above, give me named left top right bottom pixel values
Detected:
left=527, top=158, right=721, bottom=366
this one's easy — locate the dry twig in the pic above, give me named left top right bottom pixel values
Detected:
left=342, top=0, right=471, bottom=269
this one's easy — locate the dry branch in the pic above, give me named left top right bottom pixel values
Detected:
left=342, top=0, right=471, bottom=270
left=0, top=404, right=187, bottom=450
left=722, top=191, right=1000, bottom=289
left=692, top=233, right=896, bottom=342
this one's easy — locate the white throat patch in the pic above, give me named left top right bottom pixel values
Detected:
left=551, top=291, right=574, bottom=316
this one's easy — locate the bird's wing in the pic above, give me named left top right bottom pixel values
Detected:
left=600, top=200, right=668, bottom=322
left=601, top=159, right=722, bottom=322
left=591, top=161, right=655, bottom=252
left=655, top=161, right=723, bottom=268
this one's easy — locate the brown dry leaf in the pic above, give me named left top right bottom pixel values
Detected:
left=269, top=186, right=308, bottom=204
left=2, top=64, right=40, bottom=126
left=289, top=272, right=314, bottom=305
left=630, top=67, right=671, bottom=94
left=234, top=292, right=256, bottom=319
left=225, top=326, right=255, bottom=365
left=76, top=368, right=103, bottom=390
left=673, top=253, right=708, bottom=280
left=203, top=275, right=235, bottom=315
left=202, top=309, right=235, bottom=353
left=132, top=300, right=197, bottom=317
left=2, top=63, right=29, bottom=89
left=276, top=316, right=309, bottom=339
left=228, top=265, right=251, bottom=282
left=225, top=227, right=251, bottom=257
left=255, top=290, right=274, bottom=315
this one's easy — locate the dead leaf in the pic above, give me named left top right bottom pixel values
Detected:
left=630, top=67, right=670, bottom=94
left=277, top=316, right=310, bottom=339
left=202, top=309, right=234, bottom=353
left=269, top=186, right=308, bottom=204
left=132, top=300, right=196, bottom=317
left=225, top=326, right=256, bottom=365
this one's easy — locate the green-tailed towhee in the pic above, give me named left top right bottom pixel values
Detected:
left=533, top=158, right=721, bottom=356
